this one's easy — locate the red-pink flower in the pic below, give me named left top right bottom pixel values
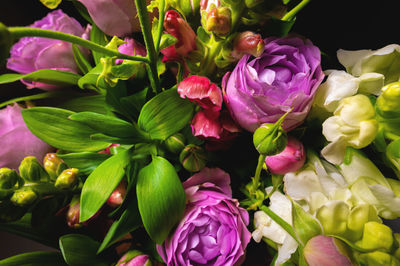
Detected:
left=161, top=10, right=197, bottom=62
left=265, top=136, right=306, bottom=174
left=177, top=75, right=223, bottom=112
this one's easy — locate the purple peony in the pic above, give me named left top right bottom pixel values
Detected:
left=0, top=104, right=53, bottom=170
left=157, top=168, right=251, bottom=266
left=223, top=36, right=324, bottom=132
left=7, top=9, right=88, bottom=90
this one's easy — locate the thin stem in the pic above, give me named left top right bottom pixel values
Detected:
left=134, top=0, right=161, bottom=93
left=282, top=0, right=311, bottom=21
left=0, top=91, right=68, bottom=108
left=8, top=27, right=149, bottom=63
left=155, top=0, right=166, bottom=53
left=252, top=154, right=267, bottom=191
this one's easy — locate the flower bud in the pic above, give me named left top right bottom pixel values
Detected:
left=265, top=136, right=305, bottom=174
left=303, top=235, right=353, bottom=266
left=43, top=153, right=67, bottom=181
left=232, top=31, right=264, bottom=59
left=203, top=7, right=232, bottom=36
left=356, top=221, right=393, bottom=252
left=19, top=156, right=49, bottom=182
left=67, top=196, right=82, bottom=228
left=164, top=133, right=186, bottom=154
left=179, top=144, right=207, bottom=172
left=55, top=168, right=79, bottom=189
left=0, top=22, right=11, bottom=65
left=117, top=250, right=152, bottom=266
left=376, top=82, right=400, bottom=118
left=253, top=123, right=287, bottom=156
left=0, top=168, right=19, bottom=189
left=394, top=233, right=400, bottom=259
left=10, top=189, right=37, bottom=206
left=357, top=251, right=400, bottom=266
left=107, top=181, right=127, bottom=208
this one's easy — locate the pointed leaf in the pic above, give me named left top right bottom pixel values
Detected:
left=58, top=152, right=111, bottom=176
left=0, top=69, right=80, bottom=86
left=72, top=44, right=92, bottom=74
left=21, top=107, right=110, bottom=152
left=57, top=95, right=111, bottom=115
left=137, top=156, right=186, bottom=244
left=292, top=200, right=323, bottom=246
left=138, top=88, right=195, bottom=140
left=90, top=24, right=109, bottom=65
left=0, top=251, right=66, bottom=266
left=80, top=149, right=131, bottom=222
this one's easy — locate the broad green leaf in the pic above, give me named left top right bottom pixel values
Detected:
left=90, top=133, right=144, bottom=145
left=90, top=24, right=109, bottom=65
left=137, top=156, right=186, bottom=244
left=97, top=199, right=141, bottom=253
left=0, top=69, right=80, bottom=86
left=138, top=88, right=195, bottom=140
left=39, top=0, right=62, bottom=9
left=72, top=44, right=93, bottom=74
left=21, top=107, right=110, bottom=152
left=58, top=152, right=110, bottom=176
left=292, top=200, right=323, bottom=246
left=69, top=112, right=148, bottom=139
left=120, top=88, right=149, bottom=120
left=0, top=251, right=66, bottom=266
left=59, top=234, right=108, bottom=266
left=57, top=95, right=111, bottom=115
left=80, top=149, right=131, bottom=222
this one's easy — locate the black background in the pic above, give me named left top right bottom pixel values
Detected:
left=0, top=0, right=399, bottom=262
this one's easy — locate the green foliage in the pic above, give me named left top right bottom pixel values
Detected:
left=0, top=69, right=80, bottom=86
left=0, top=251, right=66, bottom=266
left=58, top=152, right=110, bottom=176
left=292, top=200, right=323, bottom=246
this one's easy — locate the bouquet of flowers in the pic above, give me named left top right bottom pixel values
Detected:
left=0, top=0, right=400, bottom=265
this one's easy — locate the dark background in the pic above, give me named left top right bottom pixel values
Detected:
left=0, top=0, right=400, bottom=261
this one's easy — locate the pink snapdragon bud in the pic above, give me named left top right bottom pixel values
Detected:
left=232, top=31, right=265, bottom=59
left=204, top=6, right=231, bottom=36
left=117, top=250, right=152, bottom=266
left=161, top=10, right=197, bottom=62
left=177, top=75, right=223, bottom=112
left=265, top=135, right=306, bottom=174
left=303, top=235, right=353, bottom=266
left=107, top=181, right=127, bottom=208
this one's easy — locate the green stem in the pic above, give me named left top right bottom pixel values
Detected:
left=155, top=0, right=166, bottom=53
left=252, top=154, right=267, bottom=190
left=134, top=0, right=161, bottom=93
left=199, top=36, right=223, bottom=76
left=0, top=91, right=70, bottom=108
left=282, top=0, right=311, bottom=21
left=8, top=27, right=149, bottom=63
left=259, top=204, right=299, bottom=244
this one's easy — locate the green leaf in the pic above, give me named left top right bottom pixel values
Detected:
left=120, top=87, right=149, bottom=120
left=89, top=133, right=144, bottom=145
left=72, top=44, right=93, bottom=74
left=97, top=199, right=141, bottom=253
left=80, top=149, right=131, bottom=222
left=137, top=156, right=186, bottom=244
left=57, top=95, right=111, bottom=115
left=262, top=17, right=296, bottom=37
left=90, top=24, right=109, bottom=65
left=0, top=69, right=80, bottom=86
left=21, top=107, right=110, bottom=152
left=77, top=64, right=104, bottom=90
left=58, top=152, right=111, bottom=176
left=159, top=33, right=177, bottom=50
left=138, top=88, right=195, bottom=140
left=292, top=200, right=323, bottom=246
left=0, top=251, right=66, bottom=266
left=59, top=234, right=108, bottom=266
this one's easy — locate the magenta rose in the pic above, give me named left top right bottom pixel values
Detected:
left=6, top=9, right=89, bottom=90
left=0, top=104, right=53, bottom=170
left=157, top=168, right=251, bottom=266
left=223, top=36, right=324, bottom=132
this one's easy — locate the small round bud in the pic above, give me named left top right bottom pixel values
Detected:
left=43, top=153, right=67, bottom=181
left=19, top=156, right=49, bottom=182
left=0, top=168, right=19, bottom=189
left=117, top=250, right=152, bottom=266
left=164, top=133, right=186, bottom=154
left=10, top=189, right=37, bottom=206
left=232, top=31, right=265, bottom=59
left=55, top=168, right=79, bottom=189
left=179, top=145, right=207, bottom=172
left=67, top=197, right=82, bottom=229
left=376, top=82, right=400, bottom=118
left=356, top=221, right=393, bottom=252
left=253, top=123, right=287, bottom=156
left=107, top=181, right=127, bottom=208
left=204, top=7, right=232, bottom=36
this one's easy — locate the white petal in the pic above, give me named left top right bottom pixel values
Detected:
left=275, top=235, right=298, bottom=266
left=337, top=49, right=372, bottom=76
left=369, top=184, right=400, bottom=219
left=358, top=72, right=385, bottom=95
left=321, top=138, right=347, bottom=165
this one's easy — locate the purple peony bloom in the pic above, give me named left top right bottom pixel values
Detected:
left=7, top=9, right=88, bottom=90
left=157, top=168, right=251, bottom=266
left=223, top=36, right=324, bottom=132
left=0, top=104, right=53, bottom=170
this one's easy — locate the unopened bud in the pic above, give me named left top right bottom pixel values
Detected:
left=357, top=251, right=400, bottom=266
left=164, top=133, right=186, bottom=154
left=0, top=22, right=11, bottom=65
left=377, top=82, right=400, bottom=118
left=179, top=144, right=207, bottom=172
left=356, top=221, right=393, bottom=252
left=10, top=189, right=37, bottom=206
left=303, top=235, right=353, bottom=266
left=232, top=31, right=264, bottom=59
left=253, top=124, right=287, bottom=156
left=55, top=168, right=79, bottom=189
left=19, top=156, right=49, bottom=182
left=67, top=196, right=82, bottom=228
left=0, top=168, right=19, bottom=189
left=107, top=181, right=127, bottom=208
left=117, top=250, right=152, bottom=266
left=43, top=153, right=67, bottom=181
left=204, top=7, right=232, bottom=36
